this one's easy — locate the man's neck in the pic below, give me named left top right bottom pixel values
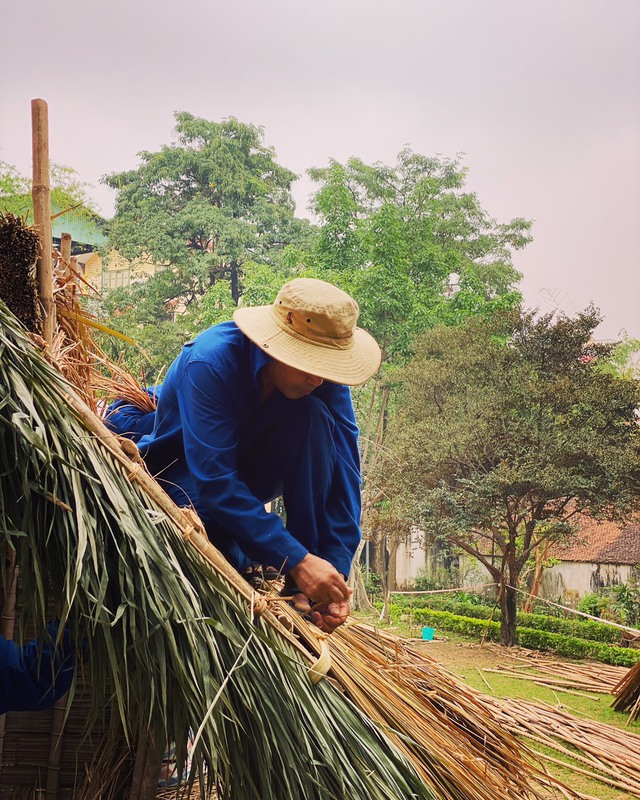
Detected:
left=260, top=363, right=275, bottom=403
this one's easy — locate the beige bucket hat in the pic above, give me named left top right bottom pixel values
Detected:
left=233, top=278, right=381, bottom=386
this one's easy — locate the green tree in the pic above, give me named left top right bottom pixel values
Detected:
left=378, top=307, right=640, bottom=645
left=306, top=151, right=532, bottom=600
left=308, top=150, right=531, bottom=360
left=96, top=267, right=198, bottom=380
left=599, top=332, right=640, bottom=380
left=0, top=161, right=100, bottom=222
left=103, top=113, right=312, bottom=306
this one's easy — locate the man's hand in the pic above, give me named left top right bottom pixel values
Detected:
left=285, top=589, right=352, bottom=634
left=288, top=554, right=349, bottom=606
left=309, top=594, right=352, bottom=633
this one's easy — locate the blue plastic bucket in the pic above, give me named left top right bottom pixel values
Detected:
left=421, top=626, right=434, bottom=641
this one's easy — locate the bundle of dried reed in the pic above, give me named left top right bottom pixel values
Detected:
left=482, top=695, right=640, bottom=798
left=267, top=604, right=572, bottom=800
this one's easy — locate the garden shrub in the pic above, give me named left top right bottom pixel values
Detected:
left=402, top=600, right=622, bottom=643
left=412, top=609, right=640, bottom=667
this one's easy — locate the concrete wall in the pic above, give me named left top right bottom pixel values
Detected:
left=396, top=541, right=634, bottom=605
left=540, top=561, right=633, bottom=603
left=395, top=537, right=489, bottom=591
left=394, top=529, right=427, bottom=588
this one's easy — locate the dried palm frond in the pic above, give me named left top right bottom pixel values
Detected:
left=90, top=352, right=160, bottom=415
left=50, top=250, right=153, bottom=413
left=0, top=297, right=437, bottom=799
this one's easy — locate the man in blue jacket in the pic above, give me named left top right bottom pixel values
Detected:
left=0, top=623, right=75, bottom=715
left=107, top=278, right=381, bottom=632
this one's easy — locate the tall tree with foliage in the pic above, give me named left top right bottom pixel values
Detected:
left=305, top=151, right=532, bottom=601
left=103, top=113, right=313, bottom=307
left=378, top=307, right=640, bottom=645
left=308, top=150, right=531, bottom=359
left=0, top=161, right=101, bottom=222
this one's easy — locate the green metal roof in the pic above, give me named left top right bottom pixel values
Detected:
left=51, top=206, right=108, bottom=248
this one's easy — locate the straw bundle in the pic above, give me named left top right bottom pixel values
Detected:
left=266, top=614, right=560, bottom=800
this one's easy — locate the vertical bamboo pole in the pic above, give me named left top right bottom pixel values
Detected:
left=31, top=98, right=55, bottom=344
left=130, top=726, right=164, bottom=800
left=60, top=232, right=72, bottom=278
left=45, top=693, right=68, bottom=799
left=0, top=559, right=19, bottom=777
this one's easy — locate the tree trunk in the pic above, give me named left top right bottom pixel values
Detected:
left=371, top=530, right=387, bottom=581
left=499, top=580, right=518, bottom=646
left=523, top=540, right=549, bottom=613
left=230, top=260, right=240, bottom=305
left=348, top=540, right=375, bottom=613
left=388, top=536, right=399, bottom=592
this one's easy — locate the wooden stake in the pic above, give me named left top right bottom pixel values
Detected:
left=60, top=232, right=72, bottom=278
left=0, top=557, right=19, bottom=778
left=31, top=98, right=55, bottom=344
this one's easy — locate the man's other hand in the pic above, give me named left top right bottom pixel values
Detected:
left=309, top=595, right=352, bottom=633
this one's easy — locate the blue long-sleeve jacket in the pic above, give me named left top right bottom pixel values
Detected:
left=108, top=322, right=362, bottom=577
left=0, top=622, right=75, bottom=714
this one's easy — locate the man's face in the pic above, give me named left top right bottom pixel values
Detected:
left=264, top=360, right=324, bottom=399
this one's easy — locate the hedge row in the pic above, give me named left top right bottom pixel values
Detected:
left=413, top=609, right=640, bottom=667
left=393, top=599, right=622, bottom=644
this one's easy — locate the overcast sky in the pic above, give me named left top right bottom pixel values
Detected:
left=1, top=0, right=638, bottom=340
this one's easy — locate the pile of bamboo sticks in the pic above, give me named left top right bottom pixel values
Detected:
left=613, top=661, right=640, bottom=722
left=483, top=696, right=640, bottom=798
left=482, top=652, right=628, bottom=697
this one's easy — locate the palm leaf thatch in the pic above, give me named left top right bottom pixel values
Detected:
left=0, top=296, right=438, bottom=799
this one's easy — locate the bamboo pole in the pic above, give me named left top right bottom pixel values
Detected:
left=31, top=98, right=55, bottom=344
left=60, top=232, right=72, bottom=278
left=45, top=693, right=68, bottom=799
left=0, top=558, right=19, bottom=778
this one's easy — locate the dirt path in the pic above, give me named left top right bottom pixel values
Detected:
left=410, top=634, right=537, bottom=681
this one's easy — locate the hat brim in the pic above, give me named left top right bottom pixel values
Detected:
left=233, top=305, right=381, bottom=386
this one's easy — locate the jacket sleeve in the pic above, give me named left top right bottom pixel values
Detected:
left=315, top=383, right=363, bottom=577
left=0, top=623, right=75, bottom=715
left=177, top=359, right=309, bottom=572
